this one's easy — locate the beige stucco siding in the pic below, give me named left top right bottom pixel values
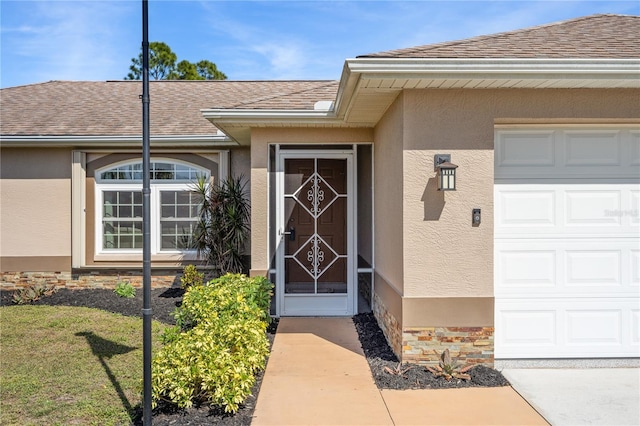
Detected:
left=372, top=96, right=405, bottom=294
left=0, top=149, right=72, bottom=261
left=249, top=127, right=374, bottom=275
left=399, top=88, right=640, bottom=298
left=403, top=149, right=493, bottom=297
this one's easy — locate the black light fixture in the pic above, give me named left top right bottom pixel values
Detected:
left=434, top=154, right=458, bottom=191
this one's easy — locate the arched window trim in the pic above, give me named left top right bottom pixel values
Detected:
left=96, top=158, right=210, bottom=183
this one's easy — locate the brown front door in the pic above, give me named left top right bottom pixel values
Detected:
left=278, top=153, right=353, bottom=316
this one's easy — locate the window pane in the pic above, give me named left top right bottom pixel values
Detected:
left=119, top=191, right=131, bottom=203
left=160, top=190, right=199, bottom=250
left=161, top=205, right=174, bottom=218
left=175, top=165, right=190, bottom=180
left=120, top=235, right=133, bottom=248
left=100, top=161, right=209, bottom=182
left=177, top=205, right=190, bottom=218
left=176, top=191, right=192, bottom=204
left=104, top=191, right=118, bottom=204
left=100, top=160, right=212, bottom=182
left=161, top=191, right=174, bottom=204
left=102, top=191, right=142, bottom=249
left=118, top=205, right=132, bottom=218
left=162, top=236, right=176, bottom=249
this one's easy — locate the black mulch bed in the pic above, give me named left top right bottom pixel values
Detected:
left=1, top=288, right=509, bottom=425
left=353, top=313, right=510, bottom=390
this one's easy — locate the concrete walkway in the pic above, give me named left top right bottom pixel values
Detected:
left=252, top=317, right=547, bottom=425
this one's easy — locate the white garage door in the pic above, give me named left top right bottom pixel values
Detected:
left=494, top=127, right=640, bottom=358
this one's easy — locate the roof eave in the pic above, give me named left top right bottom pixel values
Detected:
left=344, top=57, right=640, bottom=84
left=201, top=108, right=349, bottom=145
left=201, top=58, right=640, bottom=143
left=0, top=134, right=238, bottom=148
left=332, top=57, right=640, bottom=123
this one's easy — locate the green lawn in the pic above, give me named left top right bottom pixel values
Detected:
left=0, top=305, right=167, bottom=426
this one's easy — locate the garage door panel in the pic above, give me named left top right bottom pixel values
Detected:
left=565, top=250, right=621, bottom=286
left=632, top=250, right=640, bottom=286
left=633, top=310, right=640, bottom=345
left=499, top=250, right=556, bottom=288
left=565, top=189, right=621, bottom=226
left=564, top=130, right=621, bottom=167
left=566, top=309, right=622, bottom=345
left=496, top=128, right=639, bottom=179
left=629, top=130, right=640, bottom=166
left=496, top=131, right=556, bottom=167
left=631, top=190, right=640, bottom=226
left=498, top=308, right=557, bottom=347
left=495, top=299, right=639, bottom=358
left=496, top=184, right=638, bottom=237
left=496, top=240, right=638, bottom=297
left=497, top=190, right=555, bottom=227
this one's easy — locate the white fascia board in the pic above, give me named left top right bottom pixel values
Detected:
left=345, top=58, right=640, bottom=81
left=0, top=134, right=238, bottom=147
left=201, top=108, right=341, bottom=125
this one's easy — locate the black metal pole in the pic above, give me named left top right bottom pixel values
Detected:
left=141, top=0, right=152, bottom=424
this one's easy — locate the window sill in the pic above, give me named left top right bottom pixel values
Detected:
left=94, top=252, right=199, bottom=262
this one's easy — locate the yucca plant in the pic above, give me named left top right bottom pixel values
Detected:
left=426, top=348, right=474, bottom=381
left=192, top=175, right=250, bottom=274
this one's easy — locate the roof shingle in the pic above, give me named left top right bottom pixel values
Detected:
left=359, top=14, right=640, bottom=59
left=0, top=80, right=338, bottom=136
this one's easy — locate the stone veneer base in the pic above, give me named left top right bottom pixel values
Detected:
left=372, top=291, right=402, bottom=358
left=403, top=326, right=495, bottom=367
left=372, top=291, right=495, bottom=366
left=0, top=270, right=193, bottom=290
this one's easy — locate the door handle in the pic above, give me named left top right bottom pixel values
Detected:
left=280, top=227, right=295, bottom=241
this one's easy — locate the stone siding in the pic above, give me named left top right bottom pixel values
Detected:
left=372, top=291, right=402, bottom=359
left=0, top=270, right=195, bottom=290
left=402, top=326, right=494, bottom=366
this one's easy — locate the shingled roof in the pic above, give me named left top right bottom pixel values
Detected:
left=2, top=13, right=637, bottom=141
left=0, top=80, right=338, bottom=137
left=359, top=14, right=640, bottom=59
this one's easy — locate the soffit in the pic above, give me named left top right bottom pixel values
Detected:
left=336, top=58, right=640, bottom=125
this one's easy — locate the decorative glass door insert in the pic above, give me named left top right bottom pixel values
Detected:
left=277, top=152, right=354, bottom=316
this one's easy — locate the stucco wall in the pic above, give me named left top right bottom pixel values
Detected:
left=400, top=88, right=640, bottom=298
left=0, top=148, right=72, bottom=270
left=249, top=127, right=374, bottom=275
left=372, top=95, right=405, bottom=294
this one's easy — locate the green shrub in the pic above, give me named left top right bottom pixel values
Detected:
left=174, top=274, right=272, bottom=330
left=152, top=273, right=273, bottom=413
left=113, top=281, right=136, bottom=298
left=180, top=264, right=204, bottom=290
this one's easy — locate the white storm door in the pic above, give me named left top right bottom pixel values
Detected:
left=276, top=151, right=355, bottom=316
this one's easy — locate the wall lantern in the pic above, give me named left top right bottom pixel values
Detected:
left=434, top=154, right=458, bottom=191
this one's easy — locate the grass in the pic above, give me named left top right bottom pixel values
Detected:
left=0, top=305, right=167, bottom=426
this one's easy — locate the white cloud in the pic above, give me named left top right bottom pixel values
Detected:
left=1, top=1, right=137, bottom=87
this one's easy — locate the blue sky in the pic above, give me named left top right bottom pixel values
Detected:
left=1, top=0, right=638, bottom=88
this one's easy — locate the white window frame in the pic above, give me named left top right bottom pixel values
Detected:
left=94, top=158, right=210, bottom=258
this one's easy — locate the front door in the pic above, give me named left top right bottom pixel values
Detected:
left=276, top=151, right=355, bottom=316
